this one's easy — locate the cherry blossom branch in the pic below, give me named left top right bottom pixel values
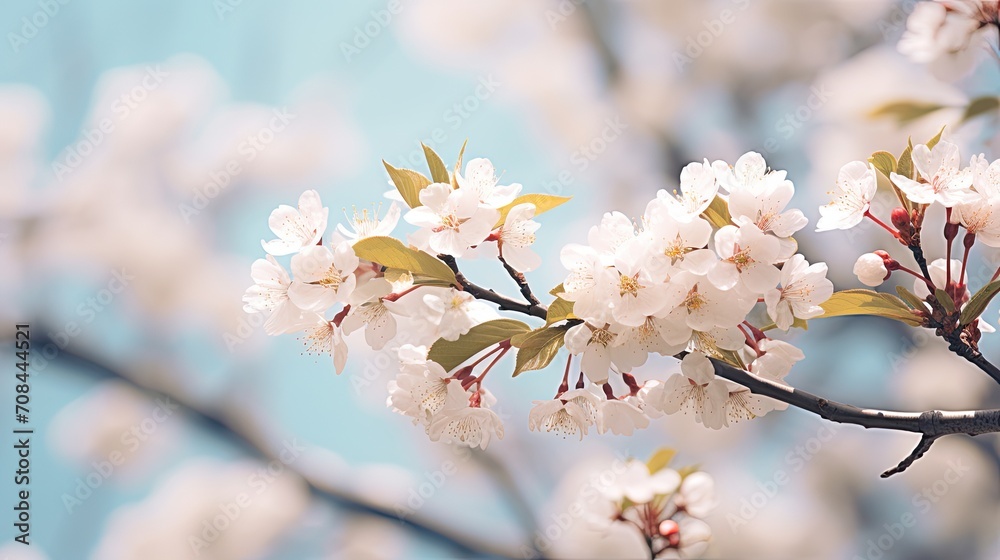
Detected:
left=440, top=254, right=549, bottom=320
left=39, top=334, right=535, bottom=560
left=499, top=255, right=542, bottom=307
left=696, top=352, right=1000, bottom=477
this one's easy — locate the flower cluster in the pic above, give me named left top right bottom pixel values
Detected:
left=244, top=154, right=544, bottom=448
left=898, top=0, right=998, bottom=77
left=243, top=146, right=833, bottom=451
left=548, top=151, right=827, bottom=434
left=821, top=137, right=1000, bottom=337
left=593, top=457, right=717, bottom=559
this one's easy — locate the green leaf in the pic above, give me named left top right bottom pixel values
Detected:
left=383, top=161, right=432, bottom=209
left=760, top=317, right=809, bottom=332
left=511, top=325, right=569, bottom=376
left=428, top=319, right=531, bottom=372
left=895, top=285, right=927, bottom=310
left=925, top=125, right=946, bottom=149
left=897, top=138, right=916, bottom=181
left=815, top=289, right=922, bottom=326
left=647, top=448, right=677, bottom=474
left=550, top=283, right=565, bottom=297
left=869, top=151, right=897, bottom=177
left=935, top=289, right=955, bottom=314
left=422, top=143, right=450, bottom=184
left=545, top=297, right=577, bottom=326
left=495, top=194, right=571, bottom=227
left=353, top=236, right=457, bottom=286
left=701, top=195, right=732, bottom=228
left=962, top=97, right=1000, bottom=124
left=960, top=280, right=1000, bottom=325
left=869, top=101, right=946, bottom=124
left=451, top=139, right=468, bottom=190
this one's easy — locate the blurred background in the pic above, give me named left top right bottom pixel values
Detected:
left=1, top=0, right=999, bottom=558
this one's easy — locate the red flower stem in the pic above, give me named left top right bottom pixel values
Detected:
left=865, top=210, right=900, bottom=238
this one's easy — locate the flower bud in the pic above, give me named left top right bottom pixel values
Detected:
left=659, top=519, right=680, bottom=537
left=890, top=207, right=911, bottom=231
left=854, top=253, right=889, bottom=287
left=873, top=250, right=900, bottom=271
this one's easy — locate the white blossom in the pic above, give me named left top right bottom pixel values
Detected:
left=288, top=242, right=359, bottom=312
left=709, top=223, right=781, bottom=293
left=242, top=255, right=311, bottom=335
left=601, top=460, right=681, bottom=504
left=528, top=398, right=593, bottom=440
left=816, top=161, right=878, bottom=232
left=764, top=254, right=834, bottom=330
left=650, top=352, right=729, bottom=429
left=404, top=182, right=499, bottom=256
left=890, top=141, right=975, bottom=207
left=853, top=253, right=889, bottom=287
left=428, top=405, right=505, bottom=449
left=336, top=202, right=401, bottom=242
left=261, top=189, right=329, bottom=256
left=456, top=157, right=522, bottom=208
left=498, top=202, right=542, bottom=272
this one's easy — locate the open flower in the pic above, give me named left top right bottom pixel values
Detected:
left=728, top=177, right=808, bottom=238
left=498, top=202, right=542, bottom=272
left=336, top=202, right=400, bottom=243
left=596, top=399, right=650, bottom=436
left=404, top=183, right=499, bottom=257
left=890, top=141, right=975, bottom=207
left=261, top=190, right=329, bottom=256
left=641, top=205, right=715, bottom=277
left=387, top=345, right=467, bottom=425
left=656, top=159, right=719, bottom=220
left=709, top=223, right=781, bottom=293
left=428, top=406, right=505, bottom=449
left=243, top=255, right=311, bottom=335
left=300, top=316, right=349, bottom=375
left=764, top=254, right=834, bottom=330
left=601, top=460, right=681, bottom=504
left=528, top=398, right=594, bottom=440
left=649, top=352, right=729, bottom=429
left=457, top=157, right=522, bottom=208
left=341, top=278, right=398, bottom=351
left=713, top=151, right=790, bottom=196
left=816, top=161, right=877, bottom=232
left=288, top=243, right=359, bottom=313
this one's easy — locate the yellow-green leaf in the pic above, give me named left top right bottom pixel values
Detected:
left=815, top=289, right=922, bottom=326
left=925, top=125, right=946, bottom=149
left=960, top=280, right=1000, bottom=325
left=495, top=194, right=571, bottom=227
left=895, top=285, right=927, bottom=310
left=701, top=195, right=732, bottom=229
left=428, top=319, right=530, bottom=372
left=869, top=101, right=946, bottom=124
left=935, top=289, right=955, bottom=314
left=511, top=325, right=569, bottom=376
left=422, top=143, right=450, bottom=184
left=383, top=161, right=432, bottom=208
left=961, top=97, right=1000, bottom=124
left=647, top=448, right=677, bottom=474
left=869, top=151, right=897, bottom=177
left=545, top=297, right=577, bottom=326
left=353, top=236, right=457, bottom=286
left=451, top=139, right=468, bottom=190
left=897, top=138, right=916, bottom=181
left=550, top=283, right=565, bottom=297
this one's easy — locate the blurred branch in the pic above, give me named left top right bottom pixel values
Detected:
left=32, top=332, right=537, bottom=560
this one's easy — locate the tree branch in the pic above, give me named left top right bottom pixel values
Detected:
left=438, top=257, right=1000, bottom=476
left=499, top=255, right=542, bottom=307
left=441, top=254, right=548, bottom=320
left=42, top=336, right=532, bottom=559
